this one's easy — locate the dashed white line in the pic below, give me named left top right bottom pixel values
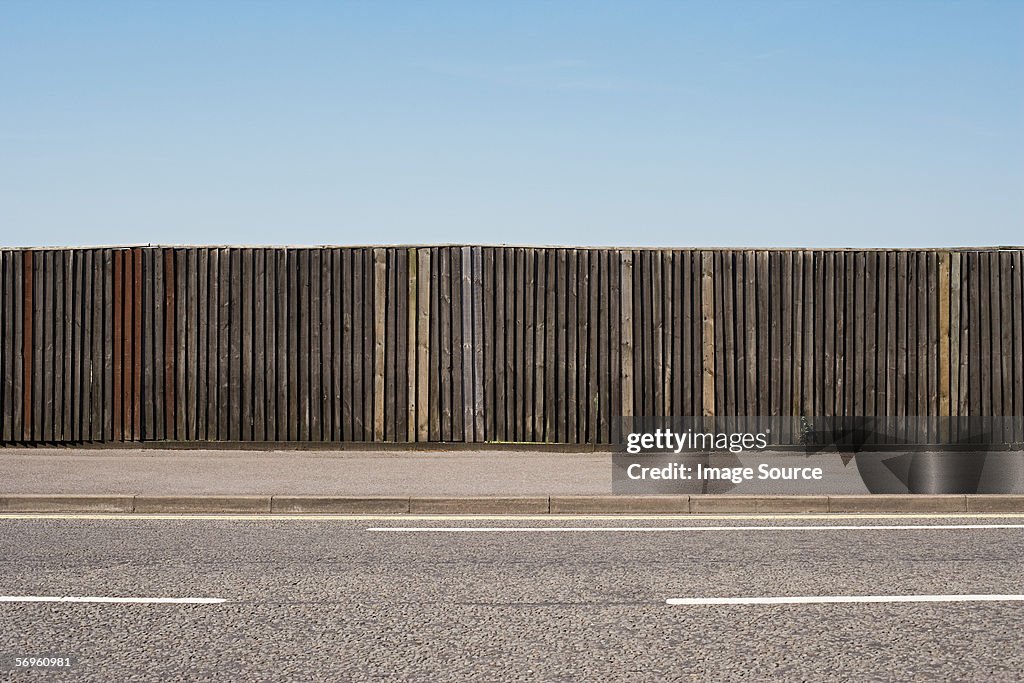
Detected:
left=667, top=594, right=1024, bottom=606
left=0, top=596, right=225, bottom=604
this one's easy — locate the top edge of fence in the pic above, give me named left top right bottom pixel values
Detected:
left=3, top=244, right=1024, bottom=253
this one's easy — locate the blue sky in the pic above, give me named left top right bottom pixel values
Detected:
left=1, top=1, right=1021, bottom=248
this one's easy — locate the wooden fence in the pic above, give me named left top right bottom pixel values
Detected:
left=0, top=246, right=1021, bottom=444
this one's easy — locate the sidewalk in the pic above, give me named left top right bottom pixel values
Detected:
left=0, top=448, right=611, bottom=496
left=1, top=447, right=1022, bottom=514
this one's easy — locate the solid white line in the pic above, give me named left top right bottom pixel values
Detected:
left=667, top=594, right=1024, bottom=606
left=4, top=513, right=1024, bottom=522
left=368, top=523, right=1024, bottom=532
left=0, top=596, right=225, bottom=604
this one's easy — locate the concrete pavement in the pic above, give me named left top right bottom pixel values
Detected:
left=0, top=448, right=611, bottom=496
left=5, top=448, right=1024, bottom=513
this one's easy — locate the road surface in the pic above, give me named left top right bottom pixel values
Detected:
left=2, top=514, right=1023, bottom=681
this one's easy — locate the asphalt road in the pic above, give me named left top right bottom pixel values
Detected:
left=2, top=515, right=1023, bottom=681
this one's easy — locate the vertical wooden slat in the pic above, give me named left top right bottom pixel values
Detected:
left=597, top=250, right=611, bottom=442
left=885, top=252, right=897, bottom=419
left=853, top=251, right=865, bottom=418
left=151, top=249, right=164, bottom=440
left=436, top=248, right=448, bottom=440
left=978, top=252, right=991, bottom=417
left=416, top=249, right=431, bottom=441
left=331, top=249, right=343, bottom=441
left=996, top=253, right=1012, bottom=417
left=253, top=250, right=266, bottom=441
left=874, top=252, right=888, bottom=418
left=503, top=248, right=515, bottom=439
left=997, top=253, right=1012, bottom=418
left=938, top=252, right=951, bottom=416
left=405, top=249, right=416, bottom=441
left=720, top=252, right=735, bottom=417
left=927, top=252, right=938, bottom=421
left=185, top=248, right=197, bottom=440
left=373, top=248, right=387, bottom=441
left=609, top=250, right=621, bottom=440
left=0, top=253, right=5, bottom=439
left=226, top=249, right=240, bottom=439
left=342, top=249, right=354, bottom=441
left=896, top=252, right=908, bottom=418
left=41, top=251, right=54, bottom=441
left=966, top=252, right=980, bottom=417
left=484, top=248, right=496, bottom=442
left=744, top=252, right=758, bottom=417
left=803, top=251, right=816, bottom=417
left=651, top=251, right=664, bottom=418
left=310, top=250, right=323, bottom=441
left=523, top=248, right=536, bottom=442
left=701, top=251, right=715, bottom=417
left=206, top=249, right=219, bottom=440
left=219, top=248, right=232, bottom=440
left=142, top=249, right=154, bottom=439
left=472, top=246, right=485, bottom=442
left=13, top=251, right=24, bottom=440
left=585, top=250, right=598, bottom=438
left=754, top=251, right=767, bottom=417
left=494, top=248, right=507, bottom=442
left=175, top=249, right=187, bottom=439
left=309, top=250, right=322, bottom=441
left=266, top=250, right=279, bottom=440
left=380, top=249, right=392, bottom=441
left=641, top=251, right=654, bottom=418
left=85, top=250, right=98, bottom=441
left=620, top=251, right=634, bottom=421
left=950, top=252, right=963, bottom=418
left=112, top=250, right=123, bottom=440
left=1012, top=251, right=1023, bottom=421
left=300, top=249, right=313, bottom=442
left=533, top=249, right=547, bottom=441
left=52, top=251, right=64, bottom=440
left=123, top=250, right=132, bottom=441
left=384, top=249, right=397, bottom=441
left=908, top=253, right=921, bottom=422
left=768, top=252, right=782, bottom=415
left=131, top=249, right=142, bottom=440
left=394, top=249, right=408, bottom=441
left=1, top=253, right=8, bottom=438
left=276, top=250, right=289, bottom=440
left=667, top=252, right=681, bottom=420
left=843, top=253, right=856, bottom=419
left=362, top=250, right=374, bottom=439
left=438, top=248, right=452, bottom=441
left=31, top=252, right=42, bottom=441
left=566, top=250, right=578, bottom=440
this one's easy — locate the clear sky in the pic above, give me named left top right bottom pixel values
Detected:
left=2, top=1, right=1021, bottom=248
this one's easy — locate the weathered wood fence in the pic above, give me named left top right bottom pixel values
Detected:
left=0, top=247, right=1021, bottom=444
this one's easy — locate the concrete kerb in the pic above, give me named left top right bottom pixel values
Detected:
left=409, top=497, right=550, bottom=514
left=133, top=495, right=272, bottom=514
left=0, top=494, right=135, bottom=513
left=827, top=495, right=968, bottom=513
left=272, top=496, right=411, bottom=514
left=550, top=496, right=690, bottom=514
left=1, top=494, right=1023, bottom=514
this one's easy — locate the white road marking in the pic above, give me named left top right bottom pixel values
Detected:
left=0, top=596, right=225, bottom=604
left=3, top=513, right=1024, bottom=522
left=667, top=594, right=1024, bottom=606
left=368, top=523, right=1024, bottom=532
